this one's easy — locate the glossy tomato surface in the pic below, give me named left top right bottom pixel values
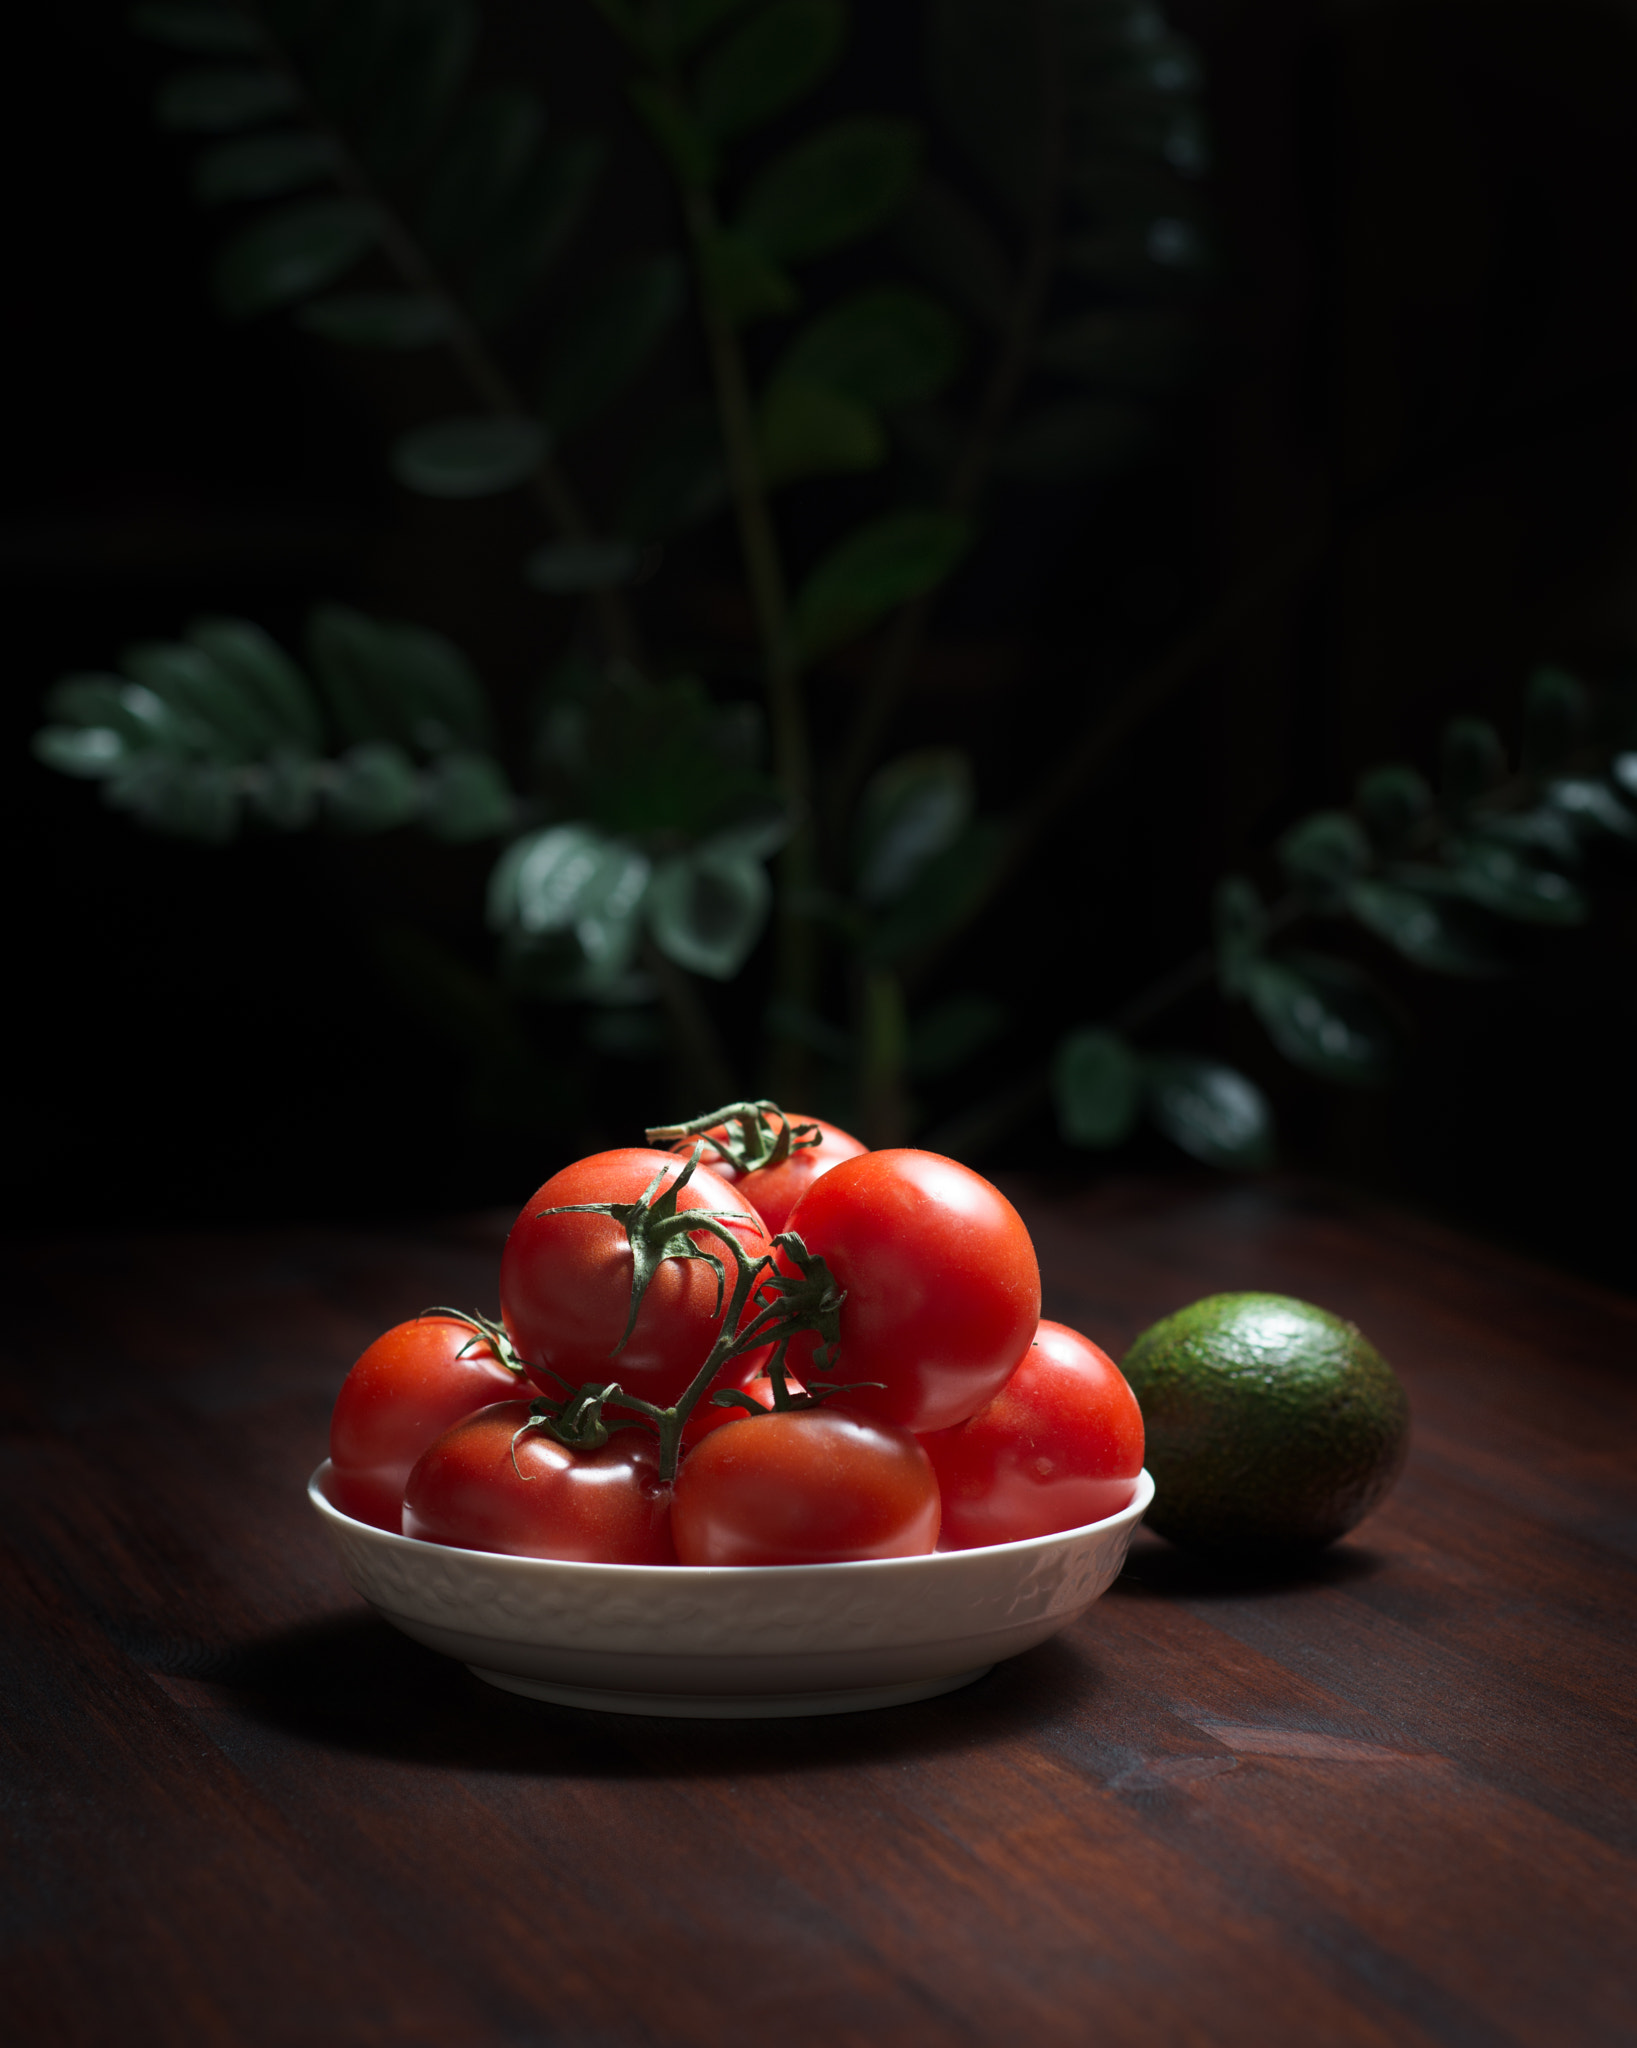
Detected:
left=738, top=1116, right=866, bottom=1235
left=328, top=1315, right=521, bottom=1532
left=500, top=1148, right=773, bottom=1413
left=779, top=1149, right=1041, bottom=1434
left=671, top=1406, right=939, bottom=1565
left=920, top=1319, right=1144, bottom=1549
left=402, top=1402, right=675, bottom=1563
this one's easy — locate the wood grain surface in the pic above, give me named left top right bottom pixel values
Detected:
left=3, top=1176, right=1634, bottom=2048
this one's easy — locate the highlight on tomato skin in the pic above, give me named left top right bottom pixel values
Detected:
left=328, top=1315, right=522, bottom=1532
left=403, top=1402, right=677, bottom=1564
left=671, top=1406, right=941, bottom=1566
left=736, top=1115, right=866, bottom=1234
left=919, top=1320, right=1145, bottom=1551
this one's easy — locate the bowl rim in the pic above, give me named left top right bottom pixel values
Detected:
left=308, top=1459, right=1154, bottom=1580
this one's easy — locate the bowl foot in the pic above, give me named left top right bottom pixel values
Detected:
left=468, top=1664, right=993, bottom=1718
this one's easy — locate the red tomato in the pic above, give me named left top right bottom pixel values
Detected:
left=328, top=1314, right=522, bottom=1532
left=682, top=1369, right=805, bottom=1442
left=920, top=1320, right=1144, bottom=1549
left=402, top=1402, right=676, bottom=1563
left=779, top=1150, right=1041, bottom=1434
left=738, top=1116, right=866, bottom=1235
left=500, top=1148, right=773, bottom=1415
left=672, top=1407, right=939, bottom=1565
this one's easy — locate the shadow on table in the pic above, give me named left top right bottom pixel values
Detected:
left=174, top=1609, right=1102, bottom=1777
left=1112, top=1530, right=1388, bottom=1599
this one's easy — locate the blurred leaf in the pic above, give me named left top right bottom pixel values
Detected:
left=1277, top=809, right=1371, bottom=909
left=697, top=229, right=796, bottom=321
left=185, top=617, right=325, bottom=750
left=757, top=378, right=883, bottom=484
left=863, top=820, right=1005, bottom=963
left=246, top=750, right=319, bottom=831
left=701, top=805, right=790, bottom=864
left=194, top=133, right=338, bottom=203
left=45, top=673, right=190, bottom=753
left=308, top=607, right=495, bottom=752
left=791, top=511, right=969, bottom=660
left=33, top=726, right=130, bottom=778
left=1470, top=806, right=1582, bottom=866
left=350, top=0, right=478, bottom=179
left=627, top=79, right=715, bottom=187
left=1347, top=877, right=1505, bottom=978
left=1355, top=763, right=1432, bottom=856
left=926, top=0, right=1053, bottom=223
left=647, top=848, right=771, bottom=979
left=1441, top=714, right=1506, bottom=811
left=525, top=542, right=642, bottom=593
left=391, top=416, right=545, bottom=497
left=156, top=66, right=297, bottom=131
left=1245, top=953, right=1399, bottom=1086
left=655, top=0, right=759, bottom=54
left=464, top=135, right=608, bottom=325
left=993, top=398, right=1146, bottom=481
left=696, top=0, right=845, bottom=142
left=121, top=640, right=267, bottom=760
left=854, top=748, right=973, bottom=906
left=736, top=119, right=920, bottom=264
left=1545, top=775, right=1637, bottom=841
left=324, top=741, right=422, bottom=832
left=421, top=751, right=515, bottom=842
left=297, top=293, right=454, bottom=347
left=1614, top=751, right=1637, bottom=802
left=215, top=199, right=377, bottom=316
left=539, top=256, right=684, bottom=432
left=1451, top=837, right=1587, bottom=926
left=1213, top=874, right=1266, bottom=996
left=1522, top=665, right=1589, bottom=774
left=905, top=992, right=1006, bottom=1080
left=618, top=403, right=727, bottom=538
left=107, top=756, right=240, bottom=841
left=1053, top=1027, right=1142, bottom=1148
left=132, top=4, right=262, bottom=54
left=778, top=287, right=960, bottom=408
left=893, top=177, right=1013, bottom=331
left=1144, top=1055, right=1274, bottom=1169
left=419, top=87, right=545, bottom=251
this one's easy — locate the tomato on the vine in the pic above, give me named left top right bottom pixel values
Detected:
left=672, top=1406, right=939, bottom=1565
left=738, top=1116, right=866, bottom=1235
left=920, top=1320, right=1144, bottom=1549
left=778, top=1150, right=1040, bottom=1434
left=500, top=1148, right=773, bottom=1415
left=328, top=1314, right=522, bottom=1532
left=403, top=1402, right=675, bottom=1563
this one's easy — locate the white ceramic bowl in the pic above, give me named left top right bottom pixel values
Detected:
left=308, top=1461, right=1153, bottom=1719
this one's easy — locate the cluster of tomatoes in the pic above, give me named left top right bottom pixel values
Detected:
left=326, top=1104, right=1144, bottom=1567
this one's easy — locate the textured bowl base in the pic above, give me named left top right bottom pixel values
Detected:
left=469, top=1664, right=994, bottom=1719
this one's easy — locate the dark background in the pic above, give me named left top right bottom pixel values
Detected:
left=6, top=0, right=1634, bottom=1290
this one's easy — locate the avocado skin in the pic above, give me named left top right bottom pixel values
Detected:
left=1121, top=1292, right=1410, bottom=1556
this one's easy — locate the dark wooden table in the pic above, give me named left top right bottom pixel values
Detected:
left=4, top=1176, right=1635, bottom=2047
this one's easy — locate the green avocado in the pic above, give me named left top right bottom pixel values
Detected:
left=1121, top=1292, right=1410, bottom=1556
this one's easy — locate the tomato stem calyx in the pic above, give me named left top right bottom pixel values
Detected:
left=418, top=1305, right=528, bottom=1378
left=646, top=1101, right=822, bottom=1177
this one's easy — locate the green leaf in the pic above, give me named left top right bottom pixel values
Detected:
left=697, top=229, right=796, bottom=322
left=777, top=287, right=961, bottom=408
left=464, top=135, right=608, bottom=326
left=43, top=673, right=180, bottom=751
left=349, top=0, right=478, bottom=180
left=132, top=4, right=262, bottom=55
left=892, top=177, right=1013, bottom=331
left=524, top=542, right=642, bottom=593
left=757, top=378, right=883, bottom=484
left=156, top=66, right=297, bottom=131
left=655, top=0, right=759, bottom=54
left=1054, top=1027, right=1142, bottom=1148
left=185, top=617, right=325, bottom=751
left=246, top=750, right=319, bottom=831
left=863, top=819, right=1006, bottom=963
left=297, top=293, right=454, bottom=348
left=1245, top=953, right=1399, bottom=1086
left=324, top=741, right=422, bottom=833
left=646, top=847, right=771, bottom=979
left=120, top=640, right=266, bottom=760
left=618, top=404, right=728, bottom=539
left=33, top=726, right=130, bottom=778
left=214, top=199, right=377, bottom=316
left=538, top=256, right=684, bottom=432
left=391, top=416, right=545, bottom=497
left=107, top=756, right=240, bottom=841
left=1277, top=809, right=1371, bottom=909
left=905, top=992, right=1006, bottom=1080
left=1144, top=1055, right=1275, bottom=1169
left=791, top=510, right=969, bottom=660
left=926, top=0, right=1054, bottom=222
left=194, top=133, right=338, bottom=203
left=1614, top=751, right=1637, bottom=802
left=695, top=0, right=845, bottom=142
left=854, top=748, right=973, bottom=906
left=1451, top=837, right=1587, bottom=926
left=1213, top=874, right=1266, bottom=996
left=993, top=398, right=1146, bottom=481
left=1522, top=665, right=1589, bottom=773
left=1355, top=764, right=1432, bottom=856
left=627, top=79, right=715, bottom=187
left=1347, top=877, right=1506, bottom=978
left=1545, top=775, right=1637, bottom=841
left=1440, top=714, right=1506, bottom=811
left=736, top=119, right=920, bottom=264
left=418, top=87, right=545, bottom=251
left=421, top=751, right=515, bottom=842
left=307, top=606, right=495, bottom=752
left=489, top=828, right=653, bottom=995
